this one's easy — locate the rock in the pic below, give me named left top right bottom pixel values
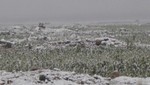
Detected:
left=0, top=80, right=12, bottom=85
left=76, top=80, right=84, bottom=84
left=39, top=75, right=46, bottom=81
left=28, top=44, right=32, bottom=49
left=103, top=38, right=109, bottom=41
left=25, top=43, right=32, bottom=50
left=38, top=23, right=46, bottom=29
left=30, top=67, right=40, bottom=71
left=110, top=70, right=120, bottom=79
left=93, top=75, right=103, bottom=80
left=95, top=37, right=109, bottom=46
left=2, top=42, right=12, bottom=48
left=7, top=80, right=13, bottom=84
left=0, top=80, right=4, bottom=85
left=95, top=39, right=102, bottom=46
left=0, top=39, right=14, bottom=48
left=57, top=41, right=71, bottom=45
left=64, top=41, right=71, bottom=44
left=43, top=37, right=47, bottom=40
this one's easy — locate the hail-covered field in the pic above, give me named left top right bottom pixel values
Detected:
left=0, top=23, right=150, bottom=85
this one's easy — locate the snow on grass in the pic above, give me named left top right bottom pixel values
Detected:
left=0, top=69, right=107, bottom=85
left=0, top=69, right=150, bottom=85
left=1, top=23, right=150, bottom=85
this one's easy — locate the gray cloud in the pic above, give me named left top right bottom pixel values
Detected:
left=0, top=0, right=150, bottom=23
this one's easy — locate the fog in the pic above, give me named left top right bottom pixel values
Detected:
left=0, top=0, right=150, bottom=23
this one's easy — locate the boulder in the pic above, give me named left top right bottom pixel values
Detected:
left=110, top=70, right=120, bottom=79
left=0, top=40, right=13, bottom=48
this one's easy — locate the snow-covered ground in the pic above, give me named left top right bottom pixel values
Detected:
left=1, top=24, right=150, bottom=85
left=0, top=69, right=150, bottom=85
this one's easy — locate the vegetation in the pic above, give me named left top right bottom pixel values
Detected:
left=0, top=24, right=150, bottom=77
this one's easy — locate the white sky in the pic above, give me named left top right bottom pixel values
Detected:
left=0, top=0, right=150, bottom=23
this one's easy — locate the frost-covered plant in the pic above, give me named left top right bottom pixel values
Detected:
left=0, top=24, right=150, bottom=77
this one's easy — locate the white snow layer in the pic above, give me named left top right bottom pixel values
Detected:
left=0, top=69, right=150, bottom=85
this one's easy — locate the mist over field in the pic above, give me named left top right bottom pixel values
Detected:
left=0, top=0, right=150, bottom=23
